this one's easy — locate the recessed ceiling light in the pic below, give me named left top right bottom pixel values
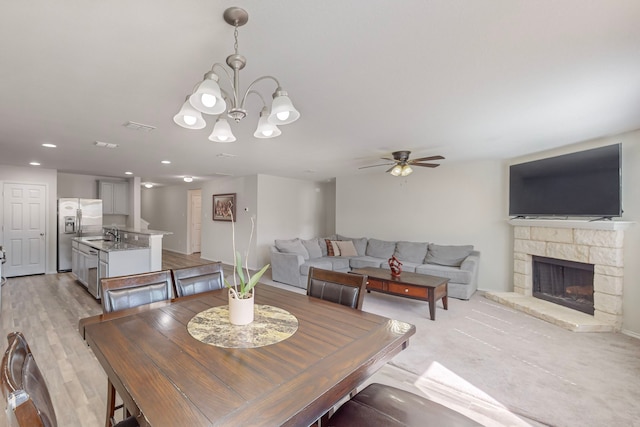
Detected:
left=125, top=171, right=133, bottom=175
left=30, top=161, right=41, bottom=166
left=183, top=176, right=193, bottom=183
left=161, top=160, right=171, bottom=164
left=42, top=143, right=56, bottom=148
left=144, top=183, right=154, bottom=188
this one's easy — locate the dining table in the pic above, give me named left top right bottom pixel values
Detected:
left=80, top=284, right=416, bottom=427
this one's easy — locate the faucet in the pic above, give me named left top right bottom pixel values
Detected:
left=105, top=226, right=120, bottom=242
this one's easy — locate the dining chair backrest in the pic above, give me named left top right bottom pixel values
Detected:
left=101, top=270, right=174, bottom=313
left=1, top=332, right=57, bottom=427
left=171, top=262, right=225, bottom=297
left=306, top=267, right=367, bottom=310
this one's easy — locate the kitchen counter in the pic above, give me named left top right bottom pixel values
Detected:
left=73, top=236, right=149, bottom=252
left=111, top=227, right=173, bottom=236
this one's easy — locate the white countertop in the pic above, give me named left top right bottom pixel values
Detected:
left=104, top=227, right=173, bottom=236
left=73, top=236, right=150, bottom=252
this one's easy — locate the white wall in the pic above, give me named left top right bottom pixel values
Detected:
left=200, top=176, right=259, bottom=268
left=256, top=175, right=334, bottom=266
left=509, top=131, right=640, bottom=336
left=336, top=159, right=510, bottom=294
left=0, top=165, right=58, bottom=274
left=140, top=183, right=201, bottom=253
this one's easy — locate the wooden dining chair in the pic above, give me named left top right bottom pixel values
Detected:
left=100, top=270, right=174, bottom=426
left=171, top=262, right=225, bottom=297
left=307, top=267, right=367, bottom=310
left=0, top=332, right=139, bottom=427
left=101, top=270, right=174, bottom=313
left=327, top=383, right=482, bottom=426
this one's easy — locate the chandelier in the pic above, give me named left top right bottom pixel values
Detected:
left=173, top=7, right=300, bottom=142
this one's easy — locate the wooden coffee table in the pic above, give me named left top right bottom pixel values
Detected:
left=353, top=267, right=448, bottom=320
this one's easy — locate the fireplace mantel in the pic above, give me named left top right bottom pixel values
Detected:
left=508, top=218, right=634, bottom=231
left=486, top=219, right=634, bottom=332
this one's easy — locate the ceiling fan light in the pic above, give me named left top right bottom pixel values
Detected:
left=189, top=72, right=227, bottom=115
left=173, top=97, right=206, bottom=129
left=208, top=118, right=236, bottom=143
left=268, top=89, right=300, bottom=125
left=254, top=108, right=282, bottom=138
left=401, top=165, right=413, bottom=176
left=390, top=165, right=403, bottom=176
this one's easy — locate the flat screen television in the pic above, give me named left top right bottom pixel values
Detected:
left=509, top=143, right=622, bottom=218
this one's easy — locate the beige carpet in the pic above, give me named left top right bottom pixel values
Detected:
left=355, top=288, right=640, bottom=427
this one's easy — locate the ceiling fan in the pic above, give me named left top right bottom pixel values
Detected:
left=359, top=150, right=445, bottom=176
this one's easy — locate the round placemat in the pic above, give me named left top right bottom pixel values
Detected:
left=187, top=304, right=298, bottom=348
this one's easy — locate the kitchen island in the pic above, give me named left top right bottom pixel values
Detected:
left=72, top=236, right=151, bottom=299
left=104, top=227, right=172, bottom=271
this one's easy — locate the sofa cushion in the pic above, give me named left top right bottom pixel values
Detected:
left=336, top=240, right=358, bottom=257
left=366, top=239, right=396, bottom=259
left=320, top=235, right=338, bottom=256
left=350, top=256, right=385, bottom=269
left=275, top=238, right=309, bottom=260
left=394, top=241, right=428, bottom=264
left=300, top=259, right=333, bottom=276
left=425, top=244, right=474, bottom=267
left=301, top=238, right=323, bottom=259
left=337, top=235, right=368, bottom=256
left=325, top=239, right=341, bottom=256
left=415, top=263, right=473, bottom=284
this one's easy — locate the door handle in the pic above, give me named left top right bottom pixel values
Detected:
left=40, top=233, right=45, bottom=236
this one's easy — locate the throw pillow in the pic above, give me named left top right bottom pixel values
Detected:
left=425, top=244, right=474, bottom=267
left=320, top=235, right=337, bottom=256
left=336, top=240, right=358, bottom=257
left=338, top=235, right=368, bottom=256
left=325, top=239, right=342, bottom=257
left=365, top=238, right=396, bottom=259
left=275, top=238, right=309, bottom=260
left=301, top=238, right=322, bottom=259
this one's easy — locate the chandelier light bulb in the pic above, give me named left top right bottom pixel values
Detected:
left=200, top=93, right=217, bottom=108
left=276, top=111, right=290, bottom=121
left=208, top=118, right=237, bottom=143
left=254, top=107, right=282, bottom=139
left=174, top=96, right=206, bottom=129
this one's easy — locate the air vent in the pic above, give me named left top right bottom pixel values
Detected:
left=123, top=121, right=156, bottom=131
left=94, top=141, right=118, bottom=149
left=216, top=153, right=237, bottom=158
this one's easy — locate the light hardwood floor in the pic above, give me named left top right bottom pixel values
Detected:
left=0, top=250, right=224, bottom=427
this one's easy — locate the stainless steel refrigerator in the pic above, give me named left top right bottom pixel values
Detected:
left=57, top=198, right=103, bottom=272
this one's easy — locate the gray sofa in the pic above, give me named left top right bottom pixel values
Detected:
left=270, top=234, right=480, bottom=300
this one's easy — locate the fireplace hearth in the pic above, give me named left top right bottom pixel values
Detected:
left=532, top=256, right=594, bottom=315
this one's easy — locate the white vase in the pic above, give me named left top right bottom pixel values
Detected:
left=228, top=289, right=255, bottom=325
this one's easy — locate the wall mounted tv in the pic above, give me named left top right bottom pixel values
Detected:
left=509, top=143, right=622, bottom=218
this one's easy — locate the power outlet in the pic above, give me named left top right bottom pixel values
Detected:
left=134, top=235, right=138, bottom=241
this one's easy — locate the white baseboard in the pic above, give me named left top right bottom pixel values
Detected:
left=621, top=328, right=640, bottom=340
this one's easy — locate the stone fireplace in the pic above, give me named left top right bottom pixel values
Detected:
left=487, top=219, right=632, bottom=332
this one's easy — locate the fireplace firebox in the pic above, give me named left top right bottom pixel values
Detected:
left=532, top=256, right=594, bottom=315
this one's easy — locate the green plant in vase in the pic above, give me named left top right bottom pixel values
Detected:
left=224, top=209, right=270, bottom=300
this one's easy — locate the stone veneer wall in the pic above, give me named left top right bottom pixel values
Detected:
left=513, top=225, right=624, bottom=329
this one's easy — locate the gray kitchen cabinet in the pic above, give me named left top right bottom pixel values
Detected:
left=98, top=181, right=129, bottom=215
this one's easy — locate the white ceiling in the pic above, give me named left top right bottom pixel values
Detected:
left=1, top=1, right=639, bottom=186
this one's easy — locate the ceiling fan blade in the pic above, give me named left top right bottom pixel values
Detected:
left=412, top=163, right=441, bottom=168
left=411, top=155, right=445, bottom=162
left=380, top=157, right=395, bottom=161
left=358, top=163, right=394, bottom=169
left=385, top=166, right=396, bottom=173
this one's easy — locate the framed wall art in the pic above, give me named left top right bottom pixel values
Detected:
left=213, top=193, right=236, bottom=221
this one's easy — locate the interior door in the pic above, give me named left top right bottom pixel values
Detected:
left=189, top=189, right=202, bottom=253
left=3, top=183, right=46, bottom=277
